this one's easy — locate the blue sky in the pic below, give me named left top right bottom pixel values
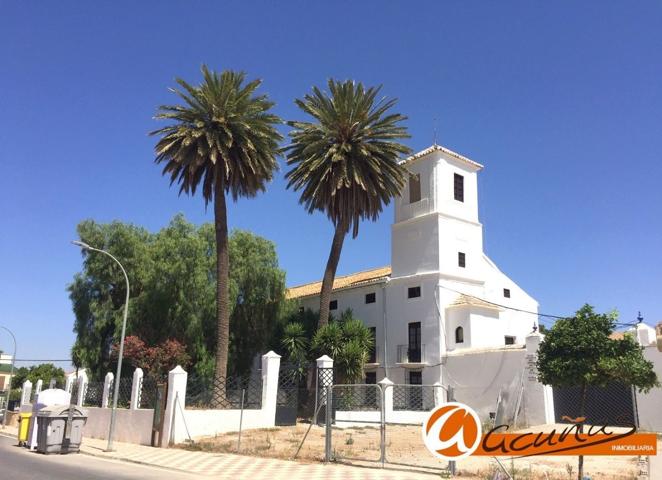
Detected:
left=1, top=1, right=661, bottom=367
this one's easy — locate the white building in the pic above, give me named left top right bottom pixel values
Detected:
left=287, top=144, right=539, bottom=387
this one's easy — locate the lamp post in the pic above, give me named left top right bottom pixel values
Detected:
left=0, top=326, right=16, bottom=427
left=71, top=240, right=129, bottom=451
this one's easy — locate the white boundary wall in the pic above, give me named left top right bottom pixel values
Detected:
left=85, top=408, right=154, bottom=445
left=166, top=351, right=281, bottom=444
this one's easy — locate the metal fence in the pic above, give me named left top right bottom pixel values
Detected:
left=392, top=384, right=436, bottom=412
left=552, top=383, right=638, bottom=427
left=140, top=375, right=164, bottom=409
left=108, top=377, right=133, bottom=408
left=320, top=382, right=449, bottom=474
left=186, top=373, right=262, bottom=409
left=83, top=380, right=104, bottom=407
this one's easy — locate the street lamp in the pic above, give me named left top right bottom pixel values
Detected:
left=0, top=326, right=16, bottom=427
left=71, top=240, right=129, bottom=452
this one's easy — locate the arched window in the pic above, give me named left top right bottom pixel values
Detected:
left=455, top=326, right=464, bottom=344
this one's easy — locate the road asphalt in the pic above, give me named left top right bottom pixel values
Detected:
left=0, top=434, right=202, bottom=480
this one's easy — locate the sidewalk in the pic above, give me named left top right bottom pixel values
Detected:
left=0, top=425, right=433, bottom=479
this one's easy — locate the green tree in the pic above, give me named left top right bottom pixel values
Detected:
left=69, top=219, right=152, bottom=377
left=69, top=215, right=287, bottom=379
left=151, top=66, right=282, bottom=392
left=279, top=309, right=373, bottom=383
left=536, top=304, right=659, bottom=480
left=284, top=79, right=410, bottom=328
left=228, top=230, right=287, bottom=374
left=11, top=364, right=65, bottom=389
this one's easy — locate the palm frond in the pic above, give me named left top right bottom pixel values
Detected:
left=151, top=65, right=283, bottom=204
left=284, top=79, right=410, bottom=236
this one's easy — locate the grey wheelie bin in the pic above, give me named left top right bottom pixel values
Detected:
left=36, top=405, right=88, bottom=454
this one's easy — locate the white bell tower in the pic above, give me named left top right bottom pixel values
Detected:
left=391, top=145, right=484, bottom=281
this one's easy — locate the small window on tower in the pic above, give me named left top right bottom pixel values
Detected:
left=409, top=173, right=421, bottom=203
left=503, top=288, right=511, bottom=298
left=454, top=173, right=464, bottom=202
left=455, top=326, right=464, bottom=344
left=407, top=286, right=421, bottom=299
left=458, top=252, right=466, bottom=268
left=505, top=336, right=516, bottom=345
left=329, top=300, right=338, bottom=310
left=365, top=292, right=376, bottom=304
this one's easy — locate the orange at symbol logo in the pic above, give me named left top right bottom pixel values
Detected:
left=422, top=402, right=482, bottom=460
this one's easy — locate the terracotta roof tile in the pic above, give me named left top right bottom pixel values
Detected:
left=448, top=294, right=503, bottom=310
left=286, top=266, right=391, bottom=299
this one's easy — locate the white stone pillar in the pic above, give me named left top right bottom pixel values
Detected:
left=102, top=372, right=114, bottom=408
left=261, top=351, right=281, bottom=427
left=433, top=381, right=444, bottom=407
left=162, top=365, right=188, bottom=446
left=130, top=368, right=144, bottom=410
left=35, top=379, right=43, bottom=397
left=76, top=374, right=87, bottom=407
left=524, top=332, right=555, bottom=426
left=64, top=372, right=76, bottom=393
left=20, top=380, right=33, bottom=405
left=379, top=378, right=394, bottom=423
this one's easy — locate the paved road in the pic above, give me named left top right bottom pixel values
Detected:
left=0, top=434, right=202, bottom=480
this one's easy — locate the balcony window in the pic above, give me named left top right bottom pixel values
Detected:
left=458, top=252, right=466, bottom=268
left=368, top=327, right=377, bottom=363
left=365, top=292, right=376, bottom=304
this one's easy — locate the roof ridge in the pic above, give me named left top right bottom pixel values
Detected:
left=287, top=265, right=391, bottom=290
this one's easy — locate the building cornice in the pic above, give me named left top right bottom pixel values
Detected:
left=400, top=144, right=484, bottom=171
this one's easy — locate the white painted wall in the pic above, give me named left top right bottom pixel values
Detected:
left=85, top=407, right=154, bottom=446
left=183, top=409, right=271, bottom=437
left=635, top=345, right=662, bottom=432
left=295, top=145, right=539, bottom=389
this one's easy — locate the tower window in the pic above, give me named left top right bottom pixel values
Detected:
left=454, top=173, right=464, bottom=202
left=407, top=286, right=421, bottom=299
left=329, top=300, right=338, bottom=310
left=503, top=288, right=511, bottom=298
left=365, top=292, right=376, bottom=304
left=409, top=173, right=421, bottom=203
left=455, top=326, right=464, bottom=344
left=505, top=336, right=516, bottom=345
left=458, top=252, right=466, bottom=268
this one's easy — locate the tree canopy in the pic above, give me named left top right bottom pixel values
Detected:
left=69, top=214, right=287, bottom=379
left=536, top=304, right=658, bottom=393
left=11, top=363, right=65, bottom=389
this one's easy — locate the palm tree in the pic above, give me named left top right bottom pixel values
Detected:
left=151, top=66, right=282, bottom=393
left=284, top=79, right=411, bottom=328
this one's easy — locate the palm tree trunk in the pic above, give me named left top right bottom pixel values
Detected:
left=213, top=174, right=230, bottom=406
left=317, top=220, right=348, bottom=328
left=577, top=382, right=587, bottom=480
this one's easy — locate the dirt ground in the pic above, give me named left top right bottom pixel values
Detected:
left=180, top=422, right=655, bottom=479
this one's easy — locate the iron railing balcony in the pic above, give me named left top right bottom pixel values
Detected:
left=396, top=344, right=426, bottom=365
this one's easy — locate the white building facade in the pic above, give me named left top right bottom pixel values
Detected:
left=289, top=144, right=538, bottom=388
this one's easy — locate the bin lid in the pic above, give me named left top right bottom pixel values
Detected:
left=36, top=404, right=87, bottom=417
